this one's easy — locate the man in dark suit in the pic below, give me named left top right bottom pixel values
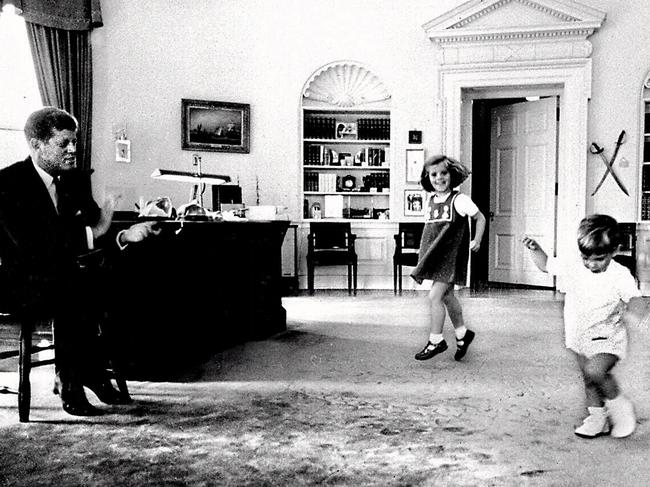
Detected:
left=0, top=107, right=159, bottom=416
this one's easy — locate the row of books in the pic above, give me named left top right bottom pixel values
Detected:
left=357, top=118, right=390, bottom=141
left=304, top=172, right=337, bottom=192
left=362, top=172, right=390, bottom=192
left=304, top=171, right=389, bottom=192
left=304, top=145, right=389, bottom=167
left=304, top=116, right=390, bottom=140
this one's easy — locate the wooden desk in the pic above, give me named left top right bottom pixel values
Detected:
left=108, top=219, right=289, bottom=377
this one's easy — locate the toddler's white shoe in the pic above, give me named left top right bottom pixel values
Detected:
left=605, top=395, right=636, bottom=438
left=574, top=407, right=610, bottom=438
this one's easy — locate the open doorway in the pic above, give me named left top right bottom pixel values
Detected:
left=469, top=94, right=559, bottom=290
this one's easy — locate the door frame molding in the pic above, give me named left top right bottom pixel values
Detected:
left=438, top=59, right=591, bottom=287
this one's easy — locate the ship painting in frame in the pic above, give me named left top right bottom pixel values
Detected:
left=181, top=98, right=250, bottom=153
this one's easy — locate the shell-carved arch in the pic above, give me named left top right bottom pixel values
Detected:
left=302, top=61, right=391, bottom=108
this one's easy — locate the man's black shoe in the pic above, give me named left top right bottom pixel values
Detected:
left=414, top=340, right=448, bottom=360
left=84, top=381, right=131, bottom=405
left=62, top=398, right=103, bottom=416
left=454, top=329, right=475, bottom=361
left=60, top=382, right=102, bottom=416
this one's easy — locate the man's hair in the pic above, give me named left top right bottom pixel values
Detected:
left=24, top=107, right=77, bottom=142
left=577, top=214, right=620, bottom=255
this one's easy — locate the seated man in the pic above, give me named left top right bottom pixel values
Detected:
left=0, top=107, right=159, bottom=416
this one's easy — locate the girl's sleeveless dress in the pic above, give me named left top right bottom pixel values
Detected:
left=410, top=190, right=470, bottom=285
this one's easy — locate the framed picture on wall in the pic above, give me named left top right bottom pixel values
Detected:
left=115, top=138, right=131, bottom=163
left=181, top=98, right=250, bottom=153
left=404, top=189, right=425, bottom=217
left=406, top=148, right=424, bottom=183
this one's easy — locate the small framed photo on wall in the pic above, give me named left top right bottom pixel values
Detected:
left=404, top=189, right=425, bottom=217
left=406, top=148, right=424, bottom=183
left=115, top=138, right=131, bottom=163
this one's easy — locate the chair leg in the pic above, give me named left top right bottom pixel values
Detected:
left=307, top=260, right=314, bottom=295
left=18, top=319, right=34, bottom=423
left=353, top=262, right=357, bottom=296
left=398, top=264, right=403, bottom=295
left=393, top=262, right=397, bottom=295
left=347, top=264, right=352, bottom=296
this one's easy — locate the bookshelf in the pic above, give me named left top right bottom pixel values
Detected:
left=300, top=62, right=392, bottom=221
left=301, top=108, right=391, bottom=220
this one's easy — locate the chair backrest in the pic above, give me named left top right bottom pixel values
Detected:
left=615, top=222, right=637, bottom=277
left=397, top=222, right=424, bottom=250
left=309, top=222, right=352, bottom=250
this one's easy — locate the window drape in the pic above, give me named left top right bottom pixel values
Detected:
left=1, top=0, right=102, bottom=170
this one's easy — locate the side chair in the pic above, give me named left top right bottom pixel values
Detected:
left=307, top=222, right=357, bottom=295
left=393, top=222, right=424, bottom=294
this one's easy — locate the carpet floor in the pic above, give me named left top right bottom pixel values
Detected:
left=1, top=290, right=649, bottom=486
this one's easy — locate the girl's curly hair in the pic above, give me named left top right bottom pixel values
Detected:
left=419, top=155, right=471, bottom=192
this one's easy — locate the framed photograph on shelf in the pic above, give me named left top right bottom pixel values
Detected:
left=335, top=121, right=358, bottom=140
left=406, top=148, right=424, bottom=183
left=404, top=189, right=425, bottom=217
left=181, top=98, right=250, bottom=153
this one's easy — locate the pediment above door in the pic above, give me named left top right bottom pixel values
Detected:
left=423, top=0, right=606, bottom=63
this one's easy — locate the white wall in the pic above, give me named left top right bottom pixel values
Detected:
left=91, top=0, right=650, bottom=222
left=586, top=0, right=650, bottom=221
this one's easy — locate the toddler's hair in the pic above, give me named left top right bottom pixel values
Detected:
left=577, top=214, right=620, bottom=255
left=420, top=155, right=471, bottom=192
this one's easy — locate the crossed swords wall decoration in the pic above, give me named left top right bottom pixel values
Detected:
left=590, top=129, right=629, bottom=197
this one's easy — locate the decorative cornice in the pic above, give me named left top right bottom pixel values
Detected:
left=449, top=0, right=578, bottom=30
left=436, top=27, right=596, bottom=44
left=423, top=0, right=605, bottom=47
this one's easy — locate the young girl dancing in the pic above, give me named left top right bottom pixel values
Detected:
left=523, top=214, right=646, bottom=438
left=411, top=155, right=485, bottom=361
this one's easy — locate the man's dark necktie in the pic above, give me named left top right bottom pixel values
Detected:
left=53, top=176, right=70, bottom=217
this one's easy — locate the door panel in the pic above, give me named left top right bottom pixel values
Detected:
left=488, top=97, right=557, bottom=286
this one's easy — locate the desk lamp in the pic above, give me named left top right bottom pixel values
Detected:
left=151, top=154, right=231, bottom=209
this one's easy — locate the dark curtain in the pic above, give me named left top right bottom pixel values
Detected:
left=1, top=0, right=102, bottom=170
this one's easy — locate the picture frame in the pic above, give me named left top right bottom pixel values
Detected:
left=406, top=148, right=425, bottom=183
left=115, top=138, right=131, bottom=163
left=408, top=130, right=422, bottom=144
left=404, top=189, right=425, bottom=217
left=335, top=121, right=358, bottom=140
left=181, top=98, right=250, bottom=153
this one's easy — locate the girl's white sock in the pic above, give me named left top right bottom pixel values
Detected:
left=454, top=326, right=467, bottom=339
left=429, top=333, right=444, bottom=344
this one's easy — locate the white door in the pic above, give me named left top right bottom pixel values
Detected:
left=488, top=97, right=557, bottom=287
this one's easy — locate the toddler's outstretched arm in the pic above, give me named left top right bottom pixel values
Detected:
left=522, top=236, right=548, bottom=272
